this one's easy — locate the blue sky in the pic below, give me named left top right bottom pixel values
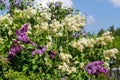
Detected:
left=72, top=0, right=120, bottom=33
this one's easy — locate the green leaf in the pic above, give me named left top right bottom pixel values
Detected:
left=23, top=65, right=29, bottom=72
left=33, top=65, right=38, bottom=70
left=32, top=59, right=36, bottom=64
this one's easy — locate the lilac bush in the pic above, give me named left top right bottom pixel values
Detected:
left=0, top=1, right=119, bottom=80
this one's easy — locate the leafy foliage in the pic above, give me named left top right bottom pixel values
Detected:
left=0, top=1, right=118, bottom=80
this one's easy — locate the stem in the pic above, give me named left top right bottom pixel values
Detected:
left=1, top=59, right=5, bottom=79
left=109, top=58, right=112, bottom=77
left=2, top=65, right=5, bottom=79
left=9, top=0, right=14, bottom=17
left=58, top=37, right=61, bottom=53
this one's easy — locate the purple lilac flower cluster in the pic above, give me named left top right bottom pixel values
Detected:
left=31, top=45, right=47, bottom=57
left=8, top=23, right=30, bottom=59
left=55, top=2, right=62, bottom=8
left=8, top=23, right=47, bottom=59
left=61, top=78, right=66, bottom=80
left=16, top=23, right=30, bottom=43
left=8, top=40, right=22, bottom=59
left=14, top=0, right=21, bottom=5
left=50, top=51, right=57, bottom=59
left=47, top=1, right=62, bottom=8
left=72, top=30, right=87, bottom=38
left=85, top=61, right=108, bottom=75
left=0, top=0, right=5, bottom=4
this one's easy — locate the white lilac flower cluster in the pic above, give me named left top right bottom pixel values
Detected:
left=96, top=31, right=114, bottom=46
left=33, top=12, right=86, bottom=37
left=0, top=14, right=13, bottom=27
left=40, top=10, right=51, bottom=20
left=58, top=53, right=76, bottom=74
left=49, top=19, right=63, bottom=37
left=59, top=52, right=72, bottom=63
left=104, top=62, right=110, bottom=70
left=14, top=7, right=37, bottom=19
left=63, top=14, right=86, bottom=32
left=104, top=48, right=118, bottom=60
left=70, top=38, right=96, bottom=52
left=70, top=31, right=114, bottom=52
left=34, top=22, right=49, bottom=34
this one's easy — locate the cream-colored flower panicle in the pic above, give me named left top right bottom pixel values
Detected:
left=0, top=14, right=11, bottom=21
left=102, top=31, right=111, bottom=36
left=8, top=30, right=13, bottom=36
left=40, top=22, right=49, bottom=31
left=70, top=38, right=96, bottom=52
left=79, top=62, right=85, bottom=68
left=59, top=53, right=72, bottom=63
left=58, top=62, right=69, bottom=72
left=102, top=31, right=114, bottom=42
left=49, top=19, right=63, bottom=34
left=70, top=41, right=84, bottom=52
left=104, top=62, right=110, bottom=70
left=40, top=10, right=51, bottom=20
left=96, top=31, right=114, bottom=46
left=104, top=48, right=118, bottom=60
left=63, top=14, right=86, bottom=32
left=58, top=62, right=76, bottom=74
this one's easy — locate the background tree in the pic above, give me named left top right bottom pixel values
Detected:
left=97, top=28, right=104, bottom=36
left=108, top=25, right=115, bottom=35
left=115, top=28, right=120, bottom=36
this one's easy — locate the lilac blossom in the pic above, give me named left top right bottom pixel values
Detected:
left=26, top=0, right=30, bottom=6
left=55, top=2, right=62, bottom=7
left=80, top=30, right=87, bottom=37
left=72, top=32, right=80, bottom=38
left=50, top=51, right=57, bottom=59
left=8, top=40, right=22, bottom=59
left=6, top=4, right=10, bottom=9
left=16, top=23, right=30, bottom=43
left=3, top=58, right=8, bottom=63
left=61, top=78, right=66, bottom=80
left=0, top=0, right=5, bottom=4
left=31, top=45, right=47, bottom=57
left=14, top=0, right=21, bottom=5
left=30, top=41, right=37, bottom=46
left=85, top=61, right=108, bottom=75
left=72, top=30, right=87, bottom=38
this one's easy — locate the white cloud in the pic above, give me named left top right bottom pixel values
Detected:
left=34, top=0, right=73, bottom=8
left=86, top=15, right=97, bottom=26
left=110, top=0, right=120, bottom=7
